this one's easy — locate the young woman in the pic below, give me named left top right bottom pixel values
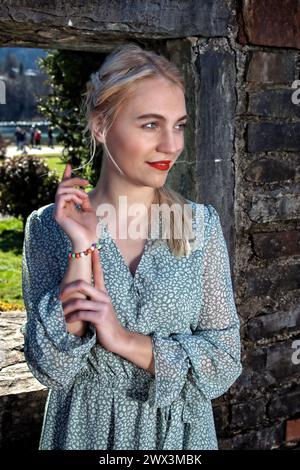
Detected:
left=21, top=43, right=242, bottom=450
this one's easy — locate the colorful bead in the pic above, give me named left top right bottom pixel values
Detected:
left=68, top=241, right=102, bottom=260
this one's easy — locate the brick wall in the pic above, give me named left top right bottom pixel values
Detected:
left=223, top=0, right=300, bottom=449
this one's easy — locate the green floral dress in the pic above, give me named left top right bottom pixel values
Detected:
left=21, top=200, right=242, bottom=450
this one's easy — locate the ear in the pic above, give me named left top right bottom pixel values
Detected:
left=91, top=116, right=105, bottom=144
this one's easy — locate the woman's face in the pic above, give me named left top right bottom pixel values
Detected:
left=98, top=77, right=188, bottom=188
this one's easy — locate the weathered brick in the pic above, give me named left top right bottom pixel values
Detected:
left=248, top=89, right=300, bottom=118
left=266, top=340, right=300, bottom=380
left=231, top=399, right=266, bottom=428
left=245, top=271, right=273, bottom=297
left=219, top=423, right=284, bottom=450
left=247, top=123, right=300, bottom=153
left=241, top=341, right=300, bottom=391
left=240, top=0, right=300, bottom=49
left=247, top=51, right=296, bottom=84
left=248, top=194, right=300, bottom=223
left=243, top=348, right=267, bottom=370
left=245, top=158, right=295, bottom=183
left=252, top=230, right=300, bottom=258
left=212, top=404, right=229, bottom=434
left=286, top=418, right=300, bottom=442
left=245, top=307, right=300, bottom=341
left=245, top=264, right=300, bottom=297
left=269, top=387, right=300, bottom=419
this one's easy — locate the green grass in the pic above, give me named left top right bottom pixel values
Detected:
left=8, top=147, right=66, bottom=178
left=31, top=150, right=66, bottom=177
left=0, top=217, right=25, bottom=310
left=42, top=154, right=65, bottom=177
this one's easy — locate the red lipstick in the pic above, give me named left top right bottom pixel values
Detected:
left=147, top=160, right=171, bottom=171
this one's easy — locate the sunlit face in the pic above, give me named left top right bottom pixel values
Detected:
left=96, top=77, right=188, bottom=188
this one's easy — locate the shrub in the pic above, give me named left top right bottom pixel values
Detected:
left=0, top=154, right=59, bottom=233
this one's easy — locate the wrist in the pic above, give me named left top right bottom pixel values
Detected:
left=111, top=327, right=131, bottom=355
left=71, top=239, right=99, bottom=253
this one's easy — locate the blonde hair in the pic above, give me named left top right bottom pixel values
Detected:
left=81, top=42, right=197, bottom=257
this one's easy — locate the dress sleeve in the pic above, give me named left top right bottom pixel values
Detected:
left=20, top=209, right=97, bottom=390
left=148, top=204, right=242, bottom=408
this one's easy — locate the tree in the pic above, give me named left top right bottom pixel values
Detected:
left=37, top=50, right=105, bottom=185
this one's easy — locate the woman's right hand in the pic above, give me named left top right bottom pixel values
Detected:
left=53, top=163, right=99, bottom=247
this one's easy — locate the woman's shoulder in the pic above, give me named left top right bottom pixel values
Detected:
left=185, top=198, right=219, bottom=216
left=27, top=202, right=55, bottom=232
left=183, top=199, right=222, bottom=252
left=184, top=198, right=220, bottom=230
left=31, top=201, right=54, bottom=221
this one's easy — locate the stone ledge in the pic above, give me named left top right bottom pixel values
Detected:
left=0, top=310, right=47, bottom=396
left=0, top=310, right=47, bottom=449
left=0, top=0, right=231, bottom=50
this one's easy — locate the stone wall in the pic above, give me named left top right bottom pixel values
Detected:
left=0, top=0, right=300, bottom=450
left=230, top=0, right=300, bottom=448
left=0, top=311, right=47, bottom=449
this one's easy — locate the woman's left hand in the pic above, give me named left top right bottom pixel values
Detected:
left=59, top=247, right=129, bottom=353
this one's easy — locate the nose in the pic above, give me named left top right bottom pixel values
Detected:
left=156, top=128, right=183, bottom=154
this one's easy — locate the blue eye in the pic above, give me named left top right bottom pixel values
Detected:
left=143, top=122, right=157, bottom=129
left=142, top=122, right=187, bottom=130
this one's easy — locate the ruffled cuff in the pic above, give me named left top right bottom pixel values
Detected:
left=20, top=283, right=97, bottom=357
left=148, top=331, right=190, bottom=409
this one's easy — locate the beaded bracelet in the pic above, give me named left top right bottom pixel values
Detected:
left=68, top=242, right=102, bottom=259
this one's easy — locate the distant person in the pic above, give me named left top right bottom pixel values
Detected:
left=48, top=126, right=54, bottom=148
left=34, top=128, right=41, bottom=149
left=15, top=126, right=22, bottom=150
left=19, top=128, right=27, bottom=154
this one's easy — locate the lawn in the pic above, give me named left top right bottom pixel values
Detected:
left=0, top=152, right=65, bottom=311
left=41, top=154, right=66, bottom=177
left=0, top=216, right=24, bottom=311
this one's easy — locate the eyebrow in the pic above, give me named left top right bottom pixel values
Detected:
left=136, top=113, right=189, bottom=121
